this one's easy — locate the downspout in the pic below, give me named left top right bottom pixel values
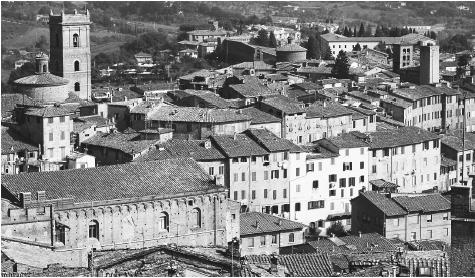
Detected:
left=214, top=195, right=217, bottom=246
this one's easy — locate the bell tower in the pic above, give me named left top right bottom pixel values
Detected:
left=49, top=9, right=91, bottom=100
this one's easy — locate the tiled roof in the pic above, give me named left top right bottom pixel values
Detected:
left=261, top=95, right=307, bottom=114
left=13, top=73, right=69, bottom=87
left=338, top=233, right=399, bottom=253
left=179, top=69, right=218, bottom=81
left=228, top=78, right=276, bottom=98
left=182, top=90, right=239, bottom=109
left=366, top=126, right=440, bottom=149
left=188, top=29, right=227, bottom=36
left=135, top=139, right=226, bottom=162
left=24, top=105, right=73, bottom=117
left=240, top=107, right=281, bottom=124
left=292, top=82, right=321, bottom=91
left=134, top=52, right=152, bottom=58
left=1, top=94, right=35, bottom=118
left=147, top=106, right=251, bottom=123
left=2, top=158, right=223, bottom=203
left=130, top=102, right=163, bottom=115
left=232, top=61, right=274, bottom=70
left=323, top=132, right=370, bottom=149
left=441, top=134, right=475, bottom=151
left=211, top=134, right=268, bottom=157
left=82, top=132, right=157, bottom=155
left=76, top=115, right=110, bottom=127
left=276, top=44, right=307, bottom=52
left=390, top=85, right=460, bottom=101
left=287, top=88, right=311, bottom=99
left=306, top=102, right=354, bottom=119
left=358, top=192, right=406, bottom=217
left=407, top=240, right=448, bottom=251
left=296, top=66, right=332, bottom=74
left=245, top=129, right=302, bottom=153
left=369, top=179, right=399, bottom=189
left=245, top=253, right=333, bottom=277
left=240, top=212, right=306, bottom=236
left=380, top=96, right=413, bottom=108
left=347, top=106, right=376, bottom=116
left=392, top=194, right=451, bottom=213
left=307, top=238, right=346, bottom=254
left=304, top=144, right=339, bottom=159
left=1, top=127, right=39, bottom=155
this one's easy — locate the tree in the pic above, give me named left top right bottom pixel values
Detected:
left=456, top=54, right=471, bottom=80
left=335, top=28, right=342, bottom=35
left=375, top=25, right=384, bottom=37
left=364, top=24, right=372, bottom=37
left=8, top=62, right=36, bottom=84
left=353, top=26, right=357, bottom=37
left=327, top=222, right=346, bottom=237
left=322, top=29, right=330, bottom=34
left=429, top=31, right=437, bottom=40
left=269, top=31, right=277, bottom=48
left=353, top=43, right=362, bottom=51
left=307, top=33, right=318, bottom=59
left=35, top=35, right=49, bottom=50
left=440, top=34, right=470, bottom=53
left=343, top=26, right=351, bottom=37
left=358, top=23, right=365, bottom=37
left=253, top=29, right=269, bottom=47
left=331, top=50, right=350, bottom=79
left=37, top=6, right=50, bottom=15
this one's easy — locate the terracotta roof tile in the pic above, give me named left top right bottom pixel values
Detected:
left=358, top=192, right=407, bottom=217
left=147, top=106, right=251, bottom=123
left=366, top=126, right=440, bottom=149
left=245, top=129, right=302, bottom=153
left=82, top=132, right=157, bottom=154
left=240, top=107, right=281, bottom=124
left=1, top=127, right=39, bottom=154
left=392, top=194, right=451, bottom=213
left=24, top=106, right=73, bottom=117
left=240, top=212, right=306, bottom=236
left=211, top=133, right=268, bottom=157
left=1, top=158, right=223, bottom=203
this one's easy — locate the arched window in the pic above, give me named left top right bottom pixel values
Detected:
left=74, top=82, right=80, bottom=92
left=73, top=34, right=79, bottom=47
left=289, top=233, right=295, bottom=243
left=192, top=208, right=201, bottom=227
left=74, top=61, right=80, bottom=71
left=43, top=65, right=47, bottom=72
left=159, top=212, right=169, bottom=232
left=88, top=220, right=99, bottom=239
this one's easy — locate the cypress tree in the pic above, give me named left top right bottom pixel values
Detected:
left=331, top=50, right=350, bottom=78
left=358, top=22, right=365, bottom=37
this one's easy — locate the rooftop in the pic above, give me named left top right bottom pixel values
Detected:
left=276, top=44, right=307, bottom=52
left=13, top=73, right=69, bottom=87
left=392, top=194, right=451, bottom=213
left=245, top=253, right=333, bottom=277
left=228, top=78, right=276, bottom=98
left=240, top=107, right=281, bottom=124
left=147, top=106, right=251, bottom=123
left=391, top=85, right=460, bottom=101
left=240, top=212, right=306, bottom=236
left=135, top=139, right=225, bottom=162
left=24, top=105, right=73, bottom=117
left=245, top=129, right=302, bottom=153
left=1, top=158, right=223, bottom=204
left=211, top=134, right=268, bottom=157
left=366, top=126, right=440, bottom=149
left=82, top=132, right=157, bottom=155
left=369, top=179, right=399, bottom=189
left=1, top=127, right=39, bottom=155
left=357, top=192, right=407, bottom=217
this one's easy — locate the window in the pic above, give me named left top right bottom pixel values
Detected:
left=74, top=60, right=80, bottom=71
left=49, top=132, right=54, bottom=141
left=283, top=169, right=287, bottom=178
left=295, top=203, right=301, bottom=211
left=60, top=147, right=65, bottom=158
left=360, top=162, right=364, bottom=169
left=208, top=167, right=214, bottom=175
left=241, top=190, right=246, bottom=199
left=295, top=153, right=300, bottom=160
left=88, top=220, right=99, bottom=239
left=313, top=180, right=319, bottom=189
left=264, top=171, right=269, bottom=180
left=349, top=177, right=355, bottom=186
left=296, top=168, right=300, bottom=176
left=283, top=152, right=289, bottom=160
left=329, top=174, right=337, bottom=182
left=271, top=170, right=279, bottom=179
left=219, top=165, right=224, bottom=175
left=330, top=202, right=334, bottom=210
left=372, top=165, right=377, bottom=173
left=345, top=149, right=350, bottom=156
left=350, top=188, right=354, bottom=196
left=443, top=213, right=448, bottom=220
left=308, top=200, right=324, bottom=209
left=241, top=157, right=247, bottom=163
left=444, top=228, right=449, bottom=236
left=251, top=172, right=256, bottom=181
left=467, top=153, right=472, bottom=161
left=384, top=148, right=390, bottom=156
left=339, top=178, right=346, bottom=188
left=427, top=230, right=432, bottom=239
left=59, top=116, right=65, bottom=123
left=159, top=212, right=169, bottom=231
left=251, top=156, right=257, bottom=163
left=272, top=190, right=277, bottom=200
left=283, top=189, right=287, bottom=198
left=411, top=232, right=416, bottom=240
left=260, top=236, right=266, bottom=246
left=306, top=163, right=314, bottom=172
left=423, top=142, right=430, bottom=150
left=272, top=234, right=277, bottom=244
left=289, top=233, right=295, bottom=242
left=372, top=150, right=377, bottom=157
left=48, top=117, right=54, bottom=123
left=331, top=158, right=335, bottom=165
left=232, top=158, right=239, bottom=163
left=73, top=33, right=79, bottom=47
left=433, top=140, right=439, bottom=148
left=234, top=173, right=238, bottom=182
left=264, top=189, right=268, bottom=199
left=48, top=148, right=54, bottom=158
left=401, top=146, right=405, bottom=154
left=55, top=224, right=66, bottom=244
left=318, top=162, right=322, bottom=171
left=412, top=145, right=416, bottom=153
left=242, top=172, right=246, bottom=181
left=341, top=189, right=344, bottom=197
left=427, top=215, right=432, bottom=222
left=296, top=184, right=301, bottom=192
left=248, top=237, right=255, bottom=247
left=74, top=82, right=80, bottom=92
left=192, top=208, right=201, bottom=227
left=329, top=190, right=336, bottom=196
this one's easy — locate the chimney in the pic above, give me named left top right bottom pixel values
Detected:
left=255, top=220, right=259, bottom=229
left=233, top=132, right=238, bottom=140
left=37, top=191, right=46, bottom=202
left=278, top=219, right=282, bottom=226
left=331, top=233, right=335, bottom=238
left=20, top=192, right=32, bottom=207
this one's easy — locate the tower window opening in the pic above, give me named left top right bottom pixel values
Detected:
left=43, top=65, right=47, bottom=72
left=73, top=34, right=79, bottom=47
left=75, top=82, right=80, bottom=91
left=74, top=61, right=80, bottom=71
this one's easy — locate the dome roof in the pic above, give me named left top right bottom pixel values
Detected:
left=13, top=73, right=69, bottom=87
left=276, top=44, right=307, bottom=52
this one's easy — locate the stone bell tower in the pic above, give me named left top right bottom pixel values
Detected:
left=49, top=9, right=91, bottom=100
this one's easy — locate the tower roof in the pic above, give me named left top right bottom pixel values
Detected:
left=13, top=73, right=69, bottom=87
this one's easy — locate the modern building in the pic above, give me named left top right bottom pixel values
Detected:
left=351, top=192, right=451, bottom=243
left=49, top=9, right=92, bottom=100
left=240, top=212, right=306, bottom=256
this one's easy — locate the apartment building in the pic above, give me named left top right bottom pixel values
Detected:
left=301, top=133, right=369, bottom=235
left=364, top=126, right=442, bottom=193
left=380, top=85, right=461, bottom=132
left=258, top=95, right=373, bottom=145
left=211, top=129, right=306, bottom=217
left=441, top=131, right=475, bottom=185
left=351, top=192, right=451, bottom=244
